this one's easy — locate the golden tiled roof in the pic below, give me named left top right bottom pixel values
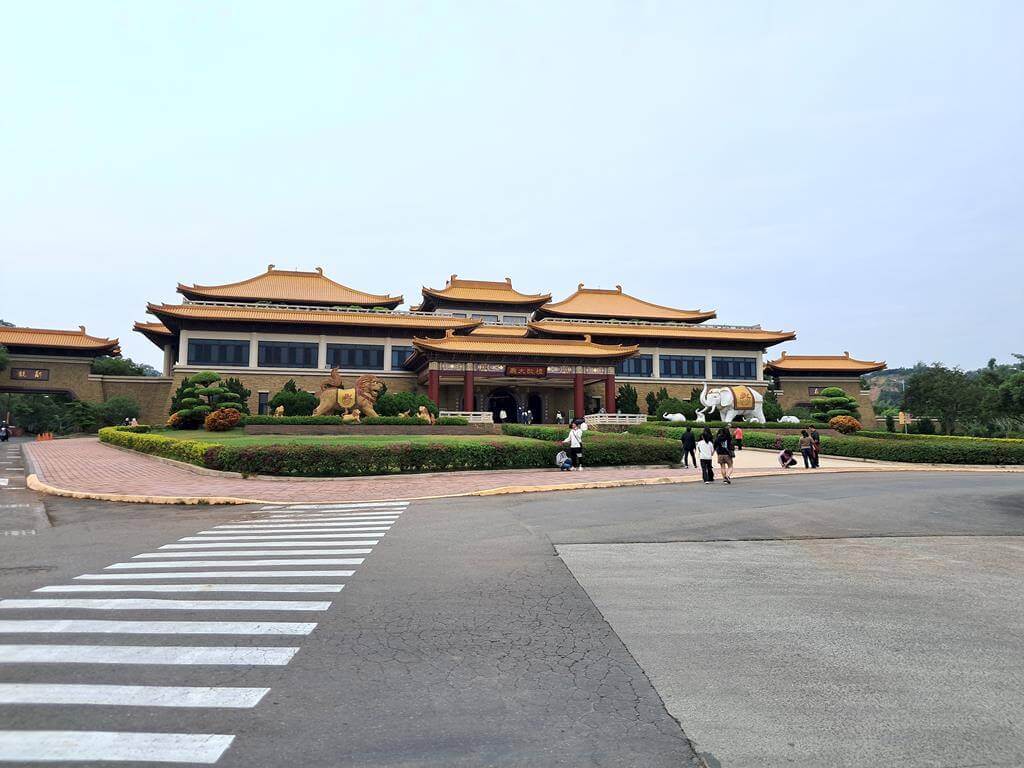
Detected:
left=539, top=285, right=716, bottom=322
left=178, top=266, right=402, bottom=308
left=148, top=302, right=480, bottom=331
left=412, top=329, right=637, bottom=359
left=0, top=325, right=120, bottom=354
left=766, top=352, right=886, bottom=374
left=468, top=325, right=530, bottom=337
left=133, top=321, right=172, bottom=336
left=417, top=275, right=551, bottom=308
left=530, top=319, right=794, bottom=345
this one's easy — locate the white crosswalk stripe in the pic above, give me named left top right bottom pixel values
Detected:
left=0, top=499, right=408, bottom=763
left=35, top=584, right=345, bottom=594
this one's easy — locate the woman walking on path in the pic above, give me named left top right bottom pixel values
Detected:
left=733, top=425, right=744, bottom=450
left=809, top=426, right=821, bottom=468
left=681, top=426, right=697, bottom=468
left=563, top=420, right=585, bottom=471
left=714, top=426, right=735, bottom=484
left=799, top=430, right=815, bottom=468
left=697, top=428, right=716, bottom=484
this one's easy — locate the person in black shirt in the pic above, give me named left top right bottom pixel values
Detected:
left=681, top=426, right=697, bottom=468
left=714, top=426, right=735, bottom=484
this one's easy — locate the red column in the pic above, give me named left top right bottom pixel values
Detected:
left=605, top=373, right=617, bottom=414
left=573, top=373, right=585, bottom=418
left=428, top=369, right=440, bottom=406
left=463, top=369, right=474, bottom=411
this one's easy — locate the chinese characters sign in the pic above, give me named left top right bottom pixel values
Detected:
left=505, top=365, right=547, bottom=378
left=11, top=368, right=50, bottom=381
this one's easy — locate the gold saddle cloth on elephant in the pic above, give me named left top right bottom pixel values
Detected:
left=728, top=385, right=755, bottom=411
left=336, top=388, right=357, bottom=410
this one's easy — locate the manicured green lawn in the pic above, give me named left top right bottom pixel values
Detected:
left=149, top=429, right=545, bottom=447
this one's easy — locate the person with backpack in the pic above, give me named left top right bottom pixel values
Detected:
left=697, top=427, right=715, bottom=483
left=681, top=426, right=697, bottom=469
left=714, top=426, right=735, bottom=484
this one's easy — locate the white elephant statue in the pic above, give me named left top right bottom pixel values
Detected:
left=694, top=411, right=706, bottom=423
left=662, top=412, right=687, bottom=423
left=778, top=415, right=801, bottom=424
left=696, top=382, right=766, bottom=423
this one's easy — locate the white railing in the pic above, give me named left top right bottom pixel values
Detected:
left=440, top=410, right=494, bottom=424
left=585, top=413, right=647, bottom=425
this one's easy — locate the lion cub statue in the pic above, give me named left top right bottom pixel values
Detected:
left=313, top=368, right=386, bottom=418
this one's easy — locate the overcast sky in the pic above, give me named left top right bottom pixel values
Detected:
left=2, top=1, right=1021, bottom=370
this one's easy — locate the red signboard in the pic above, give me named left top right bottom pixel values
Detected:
left=505, top=365, right=547, bottom=378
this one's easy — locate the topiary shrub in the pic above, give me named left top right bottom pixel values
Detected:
left=205, top=407, right=242, bottom=432
left=654, top=398, right=696, bottom=420
left=375, top=391, right=438, bottom=418
left=267, top=380, right=318, bottom=417
left=829, top=415, right=862, bottom=434
left=169, top=371, right=243, bottom=428
left=221, top=377, right=251, bottom=414
left=811, top=387, right=859, bottom=421
left=763, top=389, right=783, bottom=422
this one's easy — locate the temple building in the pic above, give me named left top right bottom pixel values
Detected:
left=132, top=266, right=819, bottom=422
left=766, top=352, right=885, bottom=421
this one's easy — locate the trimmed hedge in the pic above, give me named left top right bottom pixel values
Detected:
left=436, top=416, right=470, bottom=426
left=361, top=417, right=430, bottom=426
left=501, top=424, right=570, bottom=441
left=738, top=431, right=1024, bottom=465
left=243, top=415, right=344, bottom=426
left=99, top=427, right=216, bottom=465
left=112, top=425, right=152, bottom=434
left=857, top=431, right=1024, bottom=444
left=625, top=422, right=829, bottom=439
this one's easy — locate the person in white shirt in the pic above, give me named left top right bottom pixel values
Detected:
left=696, top=428, right=716, bottom=484
left=563, top=421, right=585, bottom=470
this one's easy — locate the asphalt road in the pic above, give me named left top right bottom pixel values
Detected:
left=1, top=454, right=1022, bottom=767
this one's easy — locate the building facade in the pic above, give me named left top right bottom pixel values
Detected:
left=134, top=267, right=808, bottom=422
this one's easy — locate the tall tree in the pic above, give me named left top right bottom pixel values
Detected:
left=903, top=364, right=980, bottom=435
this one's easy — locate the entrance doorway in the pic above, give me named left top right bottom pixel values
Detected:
left=527, top=393, right=544, bottom=423
left=487, top=388, right=518, bottom=423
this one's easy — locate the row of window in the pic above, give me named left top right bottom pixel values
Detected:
left=187, top=339, right=415, bottom=370
left=616, top=355, right=757, bottom=380
left=187, top=339, right=756, bottom=379
left=447, top=312, right=528, bottom=325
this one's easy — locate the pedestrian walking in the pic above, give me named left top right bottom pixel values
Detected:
left=697, top=428, right=715, bottom=483
left=562, top=419, right=585, bottom=471
left=809, top=426, right=821, bottom=468
left=798, top=430, right=815, bottom=468
left=499, top=408, right=507, bottom=423
left=681, top=426, right=697, bottom=468
left=555, top=410, right=564, bottom=425
left=733, top=425, right=744, bottom=450
left=714, top=426, right=735, bottom=484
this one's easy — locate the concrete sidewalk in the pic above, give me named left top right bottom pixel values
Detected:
left=22, top=437, right=1019, bottom=505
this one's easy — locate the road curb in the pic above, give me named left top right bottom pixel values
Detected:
left=24, top=463, right=1024, bottom=506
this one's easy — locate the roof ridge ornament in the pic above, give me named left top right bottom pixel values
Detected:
left=315, top=266, right=324, bottom=275
left=267, top=264, right=275, bottom=272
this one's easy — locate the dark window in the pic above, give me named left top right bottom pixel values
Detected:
left=616, top=354, right=653, bottom=377
left=660, top=355, right=705, bottom=378
left=391, top=346, right=414, bottom=369
left=712, top=356, right=757, bottom=380
left=502, top=315, right=527, bottom=325
left=327, top=343, right=385, bottom=370
left=187, top=338, right=249, bottom=367
left=258, top=341, right=318, bottom=368
left=257, top=392, right=270, bottom=415
left=470, top=313, right=499, bottom=323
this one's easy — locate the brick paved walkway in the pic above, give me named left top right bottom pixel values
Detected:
left=20, top=437, right=968, bottom=505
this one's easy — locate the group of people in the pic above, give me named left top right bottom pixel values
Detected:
left=680, top=425, right=740, bottom=484
left=679, top=424, right=822, bottom=483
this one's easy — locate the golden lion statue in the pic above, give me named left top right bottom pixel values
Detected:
left=313, top=368, right=385, bottom=418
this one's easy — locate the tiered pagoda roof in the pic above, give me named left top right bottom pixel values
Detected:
left=0, top=325, right=120, bottom=355
left=536, top=285, right=716, bottom=323
left=177, top=266, right=402, bottom=308
left=146, top=302, right=479, bottom=332
left=414, top=276, right=551, bottom=312
left=530, top=318, right=794, bottom=346
left=766, top=352, right=886, bottom=374
left=408, top=328, right=637, bottom=361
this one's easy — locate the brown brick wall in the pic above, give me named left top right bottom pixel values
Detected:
left=4, top=356, right=103, bottom=401
left=774, top=376, right=875, bottom=424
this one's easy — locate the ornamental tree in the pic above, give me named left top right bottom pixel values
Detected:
left=810, top=386, right=859, bottom=422
left=169, top=371, right=243, bottom=429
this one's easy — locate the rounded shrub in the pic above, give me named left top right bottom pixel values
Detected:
left=829, top=415, right=862, bottom=434
left=205, top=407, right=242, bottom=432
left=375, top=391, right=439, bottom=418
left=818, top=386, right=848, bottom=398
